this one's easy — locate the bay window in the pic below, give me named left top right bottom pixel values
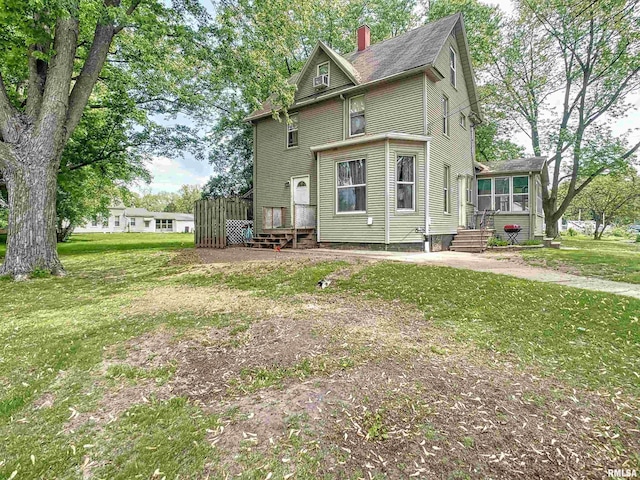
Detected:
left=337, top=159, right=366, bottom=213
left=396, top=155, right=415, bottom=211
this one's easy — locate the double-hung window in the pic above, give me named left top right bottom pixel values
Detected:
left=460, top=113, right=466, bottom=128
left=466, top=175, right=473, bottom=204
left=512, top=176, right=529, bottom=212
left=349, top=95, right=365, bottom=136
left=130, top=217, right=136, bottom=226
left=443, top=165, right=451, bottom=213
left=442, top=95, right=449, bottom=136
left=396, top=155, right=415, bottom=211
left=115, top=217, right=120, bottom=227
left=449, top=46, right=457, bottom=87
left=287, top=113, right=299, bottom=148
left=317, top=61, right=329, bottom=83
left=495, top=177, right=510, bottom=211
left=337, top=159, right=366, bottom=213
left=477, top=179, right=492, bottom=211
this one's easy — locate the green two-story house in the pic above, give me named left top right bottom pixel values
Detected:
left=246, top=13, right=544, bottom=251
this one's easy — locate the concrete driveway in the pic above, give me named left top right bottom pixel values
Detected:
left=308, top=248, right=640, bottom=300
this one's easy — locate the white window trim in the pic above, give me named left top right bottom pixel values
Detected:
left=348, top=95, right=366, bottom=138
left=477, top=178, right=492, bottom=210
left=450, top=46, right=457, bottom=88
left=466, top=175, right=473, bottom=204
left=476, top=176, right=531, bottom=213
left=442, top=95, right=449, bottom=137
left=460, top=113, right=466, bottom=129
left=336, top=159, right=367, bottom=214
left=317, top=61, right=330, bottom=83
left=443, top=164, right=451, bottom=214
left=396, top=154, right=416, bottom=212
left=130, top=217, right=136, bottom=226
left=286, top=113, right=299, bottom=149
left=512, top=175, right=530, bottom=213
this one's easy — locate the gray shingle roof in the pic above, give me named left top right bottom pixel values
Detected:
left=477, top=157, right=547, bottom=175
left=246, top=13, right=465, bottom=121
left=345, top=14, right=460, bottom=83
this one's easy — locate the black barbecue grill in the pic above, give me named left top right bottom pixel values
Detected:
left=504, top=224, right=522, bottom=245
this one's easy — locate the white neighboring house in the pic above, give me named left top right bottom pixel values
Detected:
left=75, top=206, right=194, bottom=234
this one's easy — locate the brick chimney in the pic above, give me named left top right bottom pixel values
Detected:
left=357, top=24, right=370, bottom=51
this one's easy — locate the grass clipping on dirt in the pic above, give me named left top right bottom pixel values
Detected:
left=1, top=236, right=639, bottom=479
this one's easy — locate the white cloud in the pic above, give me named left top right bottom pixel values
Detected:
left=136, top=155, right=211, bottom=193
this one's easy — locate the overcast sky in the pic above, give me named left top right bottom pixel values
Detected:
left=139, top=0, right=639, bottom=193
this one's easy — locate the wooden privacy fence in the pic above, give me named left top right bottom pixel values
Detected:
left=195, top=197, right=251, bottom=248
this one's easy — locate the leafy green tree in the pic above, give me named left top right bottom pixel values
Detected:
left=488, top=0, right=640, bottom=237
left=0, top=0, right=215, bottom=278
left=204, top=0, right=419, bottom=196
left=565, top=169, right=640, bottom=240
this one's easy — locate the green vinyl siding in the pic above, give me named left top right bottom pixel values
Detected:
left=318, top=142, right=386, bottom=243
left=493, top=214, right=532, bottom=244
left=388, top=140, right=426, bottom=243
left=295, top=49, right=354, bottom=101
left=254, top=98, right=343, bottom=232
left=426, top=32, right=475, bottom=235
left=360, top=74, right=425, bottom=137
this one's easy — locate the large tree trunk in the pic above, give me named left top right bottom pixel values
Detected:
left=0, top=147, right=63, bottom=279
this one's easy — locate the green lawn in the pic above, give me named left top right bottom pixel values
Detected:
left=521, top=235, right=640, bottom=284
left=0, top=233, right=638, bottom=478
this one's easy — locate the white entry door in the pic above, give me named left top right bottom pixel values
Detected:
left=458, top=176, right=467, bottom=227
left=291, top=175, right=314, bottom=228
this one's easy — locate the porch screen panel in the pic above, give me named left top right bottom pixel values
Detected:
left=512, top=176, right=529, bottom=212
left=337, top=159, right=366, bottom=212
left=495, top=177, right=510, bottom=212
left=477, top=179, right=492, bottom=211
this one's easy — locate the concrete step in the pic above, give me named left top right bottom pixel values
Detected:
left=451, top=240, right=487, bottom=248
left=450, top=246, right=485, bottom=253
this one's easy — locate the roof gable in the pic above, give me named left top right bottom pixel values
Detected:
left=293, top=41, right=359, bottom=101
left=247, top=13, right=481, bottom=121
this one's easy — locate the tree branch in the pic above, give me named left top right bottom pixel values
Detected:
left=64, top=22, right=118, bottom=144
left=0, top=72, right=21, bottom=144
left=38, top=13, right=80, bottom=148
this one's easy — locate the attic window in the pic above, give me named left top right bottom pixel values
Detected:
left=317, top=62, right=329, bottom=81
left=449, top=46, right=457, bottom=88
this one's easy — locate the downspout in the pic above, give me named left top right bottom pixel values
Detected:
left=423, top=72, right=431, bottom=252
left=317, top=152, right=321, bottom=243
left=340, top=94, right=346, bottom=141
left=425, top=140, right=431, bottom=252
left=385, top=139, right=390, bottom=247
left=253, top=122, right=258, bottom=232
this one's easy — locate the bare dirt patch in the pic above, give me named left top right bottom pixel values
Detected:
left=76, top=281, right=639, bottom=478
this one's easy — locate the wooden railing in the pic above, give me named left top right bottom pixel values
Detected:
left=293, top=204, right=316, bottom=228
left=263, top=206, right=286, bottom=229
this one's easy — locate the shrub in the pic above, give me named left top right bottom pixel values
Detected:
left=610, top=226, right=629, bottom=238
left=523, top=239, right=542, bottom=246
left=487, top=237, right=509, bottom=247
left=636, top=234, right=640, bottom=243
left=567, top=228, right=578, bottom=237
